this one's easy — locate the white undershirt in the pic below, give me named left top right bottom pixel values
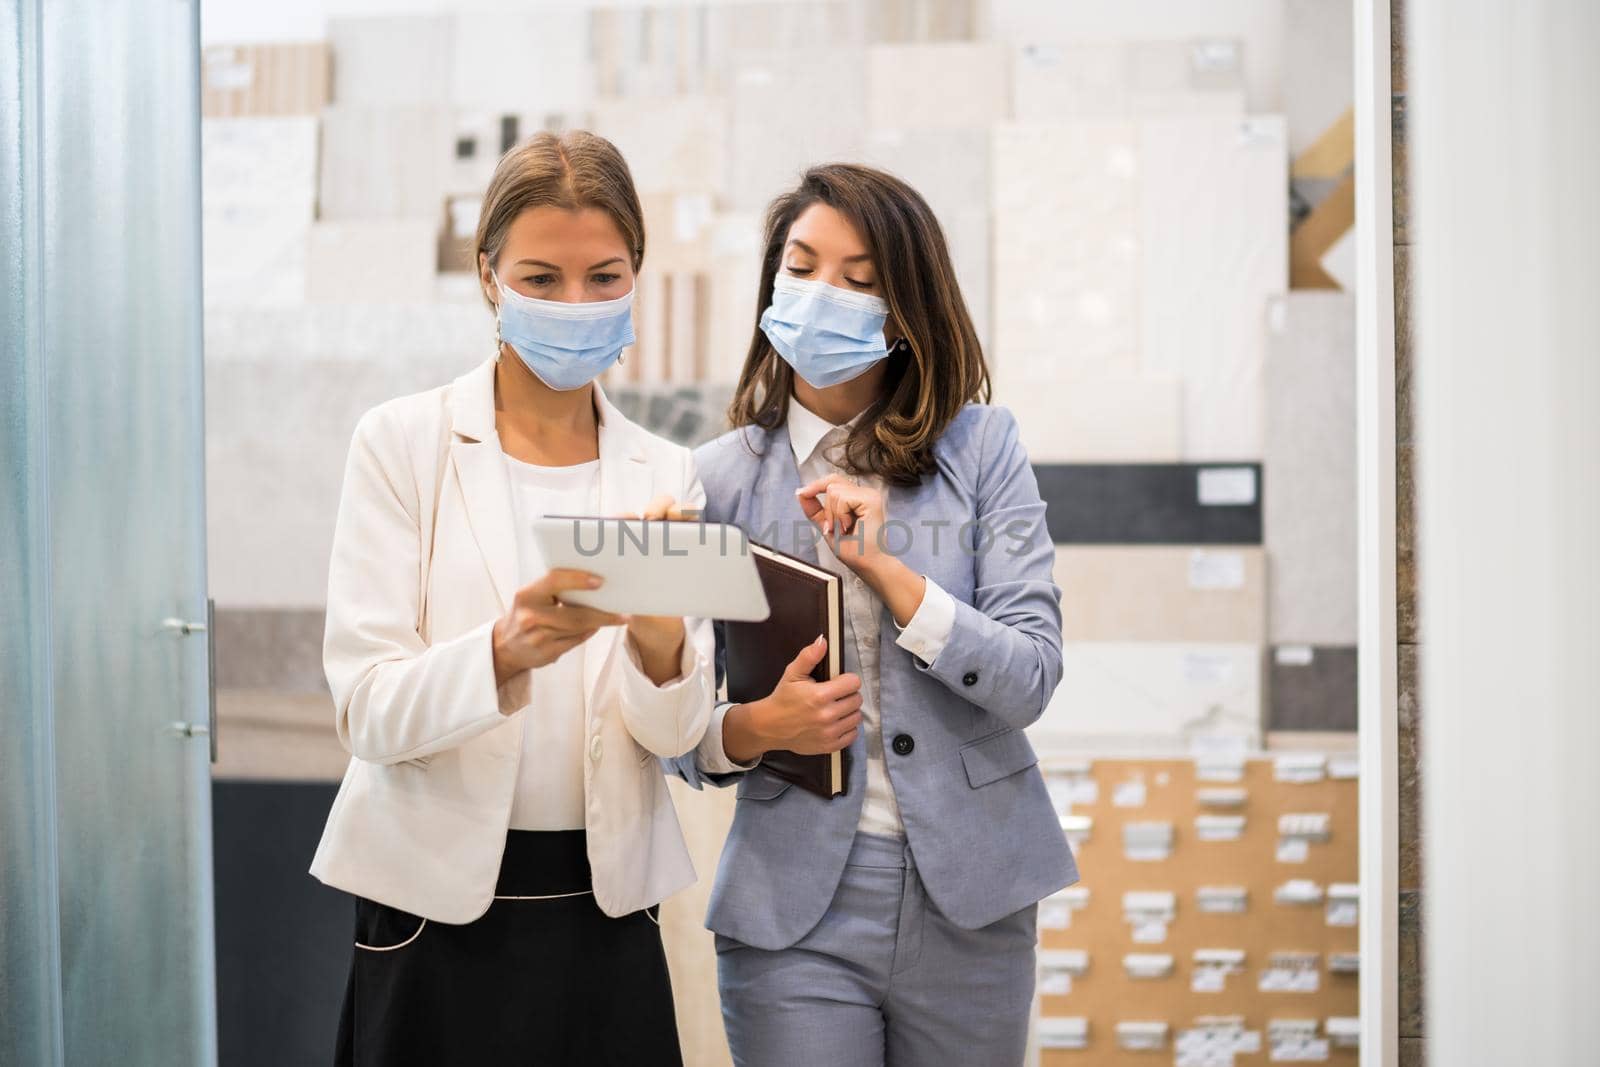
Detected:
left=503, top=451, right=601, bottom=831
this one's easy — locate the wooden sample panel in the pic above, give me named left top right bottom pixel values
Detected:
left=1038, top=757, right=1360, bottom=1065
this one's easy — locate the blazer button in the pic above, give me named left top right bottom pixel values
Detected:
left=891, top=733, right=914, bottom=756
left=589, top=736, right=603, bottom=763
left=962, top=670, right=979, bottom=687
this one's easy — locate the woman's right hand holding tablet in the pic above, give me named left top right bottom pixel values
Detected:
left=491, top=568, right=628, bottom=696
left=722, top=636, right=863, bottom=763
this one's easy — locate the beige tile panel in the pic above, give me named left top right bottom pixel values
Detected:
left=1054, top=545, right=1266, bottom=643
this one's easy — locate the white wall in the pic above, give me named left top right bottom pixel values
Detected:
left=1410, top=1, right=1600, bottom=1063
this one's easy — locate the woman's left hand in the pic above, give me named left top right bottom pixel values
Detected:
left=616, top=494, right=689, bottom=683
left=796, top=473, right=890, bottom=576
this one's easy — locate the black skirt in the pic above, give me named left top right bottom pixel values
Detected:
left=334, top=829, right=683, bottom=1067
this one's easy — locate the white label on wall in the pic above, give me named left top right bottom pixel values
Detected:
left=1131, top=919, right=1168, bottom=943
left=1276, top=838, right=1310, bottom=863
left=1275, top=644, right=1316, bottom=666
left=1189, top=549, right=1247, bottom=589
left=1192, top=966, right=1228, bottom=993
left=1197, top=466, right=1258, bottom=506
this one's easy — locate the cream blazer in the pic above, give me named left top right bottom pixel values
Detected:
left=308, top=356, right=714, bottom=923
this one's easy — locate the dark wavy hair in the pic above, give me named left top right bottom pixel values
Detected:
left=726, top=163, right=991, bottom=487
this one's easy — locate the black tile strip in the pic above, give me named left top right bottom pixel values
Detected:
left=1032, top=463, right=1264, bottom=544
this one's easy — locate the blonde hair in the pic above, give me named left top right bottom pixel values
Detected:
left=475, top=130, right=646, bottom=307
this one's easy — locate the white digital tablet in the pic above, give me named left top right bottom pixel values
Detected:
left=528, top=516, right=772, bottom=622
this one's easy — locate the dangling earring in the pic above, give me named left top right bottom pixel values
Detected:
left=494, top=319, right=504, bottom=363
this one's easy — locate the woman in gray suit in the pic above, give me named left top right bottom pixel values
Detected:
left=670, top=163, right=1078, bottom=1066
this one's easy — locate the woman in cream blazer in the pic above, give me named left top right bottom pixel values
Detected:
left=311, top=131, right=710, bottom=1066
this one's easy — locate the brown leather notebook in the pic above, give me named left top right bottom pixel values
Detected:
left=722, top=542, right=848, bottom=798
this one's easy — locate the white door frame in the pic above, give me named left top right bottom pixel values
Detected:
left=1353, top=0, right=1400, bottom=1065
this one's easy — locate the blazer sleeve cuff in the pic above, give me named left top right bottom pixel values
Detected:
left=696, top=700, right=763, bottom=774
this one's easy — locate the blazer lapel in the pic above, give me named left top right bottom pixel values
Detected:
left=449, top=358, right=519, bottom=614
left=757, top=421, right=821, bottom=566
left=581, top=382, right=654, bottom=713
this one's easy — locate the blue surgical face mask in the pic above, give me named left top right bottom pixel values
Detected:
left=759, top=272, right=891, bottom=389
left=494, top=273, right=635, bottom=391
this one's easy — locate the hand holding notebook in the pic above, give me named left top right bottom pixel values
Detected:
left=721, top=543, right=859, bottom=798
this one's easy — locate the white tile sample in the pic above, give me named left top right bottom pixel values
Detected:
left=329, top=16, right=455, bottom=108
left=867, top=43, right=1010, bottom=130
left=452, top=9, right=593, bottom=115
left=859, top=127, right=992, bottom=345
left=997, top=375, right=1182, bottom=463
left=1028, top=641, right=1264, bottom=753
left=202, top=117, right=319, bottom=215
left=591, top=96, right=728, bottom=197
left=305, top=220, right=438, bottom=305
left=1264, top=292, right=1357, bottom=644
left=726, top=49, right=868, bottom=211
left=1138, top=114, right=1287, bottom=460
left=993, top=120, right=1141, bottom=381
left=318, top=105, right=452, bottom=222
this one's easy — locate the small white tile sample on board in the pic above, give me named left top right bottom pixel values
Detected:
left=1274, top=753, right=1328, bottom=783
left=1276, top=838, right=1311, bottom=863
left=1260, top=953, right=1321, bottom=993
left=1268, top=1020, right=1330, bottom=1061
left=1036, top=1016, right=1089, bottom=1050
left=1113, top=776, right=1148, bottom=808
left=1124, top=821, right=1175, bottom=861
left=1325, top=883, right=1360, bottom=927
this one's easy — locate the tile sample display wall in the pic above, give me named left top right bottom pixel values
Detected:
left=1055, top=546, right=1266, bottom=643
left=1033, top=757, right=1360, bottom=1066
left=1264, top=292, right=1357, bottom=645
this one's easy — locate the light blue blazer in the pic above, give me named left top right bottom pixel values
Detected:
left=666, top=402, right=1078, bottom=951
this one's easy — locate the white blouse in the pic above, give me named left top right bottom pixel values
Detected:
left=502, top=451, right=601, bottom=831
